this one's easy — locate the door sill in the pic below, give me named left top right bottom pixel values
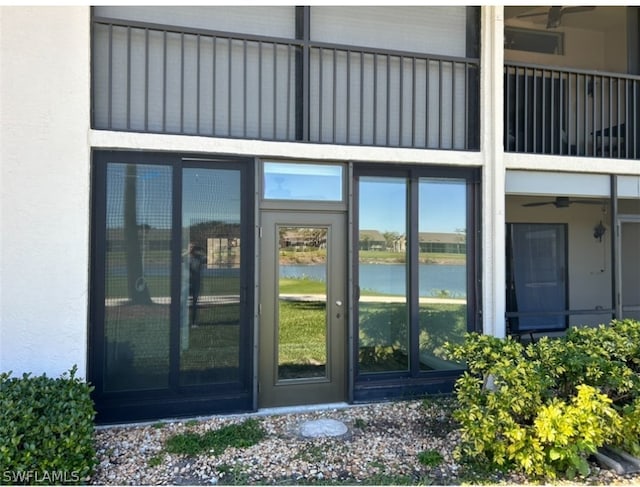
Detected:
left=256, top=402, right=350, bottom=417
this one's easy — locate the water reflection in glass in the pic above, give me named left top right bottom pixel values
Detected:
left=277, top=226, right=328, bottom=380
left=357, top=177, right=409, bottom=373
left=418, top=178, right=467, bottom=371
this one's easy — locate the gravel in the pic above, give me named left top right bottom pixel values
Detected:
left=90, top=398, right=640, bottom=485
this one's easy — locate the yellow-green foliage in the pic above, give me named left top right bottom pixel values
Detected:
left=444, top=320, right=640, bottom=480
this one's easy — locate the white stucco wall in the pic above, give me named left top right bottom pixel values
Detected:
left=0, top=7, right=91, bottom=377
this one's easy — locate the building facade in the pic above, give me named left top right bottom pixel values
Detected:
left=1, top=6, right=639, bottom=423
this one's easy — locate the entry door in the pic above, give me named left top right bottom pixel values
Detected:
left=618, top=219, right=640, bottom=320
left=506, top=223, right=568, bottom=332
left=259, top=211, right=346, bottom=408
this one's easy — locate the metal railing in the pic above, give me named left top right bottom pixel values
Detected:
left=92, top=17, right=480, bottom=151
left=505, top=62, right=640, bottom=159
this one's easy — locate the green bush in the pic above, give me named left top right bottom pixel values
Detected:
left=0, top=366, right=96, bottom=484
left=444, top=320, right=640, bottom=480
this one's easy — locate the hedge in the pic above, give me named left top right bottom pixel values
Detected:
left=0, top=366, right=96, bottom=485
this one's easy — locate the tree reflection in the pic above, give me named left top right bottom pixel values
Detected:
left=124, top=164, right=152, bottom=305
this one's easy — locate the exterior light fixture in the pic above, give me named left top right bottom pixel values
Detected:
left=593, top=221, right=606, bottom=242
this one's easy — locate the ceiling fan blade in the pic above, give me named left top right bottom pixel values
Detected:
left=516, top=12, right=548, bottom=18
left=572, top=200, right=605, bottom=205
left=522, top=197, right=605, bottom=208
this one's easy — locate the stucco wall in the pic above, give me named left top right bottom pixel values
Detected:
left=0, top=7, right=91, bottom=377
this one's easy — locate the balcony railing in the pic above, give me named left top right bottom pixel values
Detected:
left=505, top=62, right=640, bottom=159
left=92, top=17, right=480, bottom=151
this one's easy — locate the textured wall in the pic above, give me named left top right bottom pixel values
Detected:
left=0, top=7, right=91, bottom=377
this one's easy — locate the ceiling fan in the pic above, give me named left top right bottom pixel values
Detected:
left=516, top=6, right=596, bottom=29
left=522, top=196, right=604, bottom=208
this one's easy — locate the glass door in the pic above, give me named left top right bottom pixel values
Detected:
left=259, top=211, right=346, bottom=408
left=91, top=154, right=253, bottom=422
left=618, top=219, right=640, bottom=320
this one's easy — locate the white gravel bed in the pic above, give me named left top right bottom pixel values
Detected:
left=90, top=398, right=640, bottom=486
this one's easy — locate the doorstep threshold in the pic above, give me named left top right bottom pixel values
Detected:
left=255, top=402, right=351, bottom=417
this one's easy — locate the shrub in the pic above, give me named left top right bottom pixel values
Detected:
left=0, top=366, right=96, bottom=484
left=444, top=320, right=640, bottom=480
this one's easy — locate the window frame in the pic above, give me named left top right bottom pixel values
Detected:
left=352, top=163, right=480, bottom=387
left=89, top=150, right=255, bottom=423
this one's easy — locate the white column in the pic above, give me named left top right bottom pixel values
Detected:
left=480, top=6, right=506, bottom=338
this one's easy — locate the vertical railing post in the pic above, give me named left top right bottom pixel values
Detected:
left=295, top=6, right=309, bottom=142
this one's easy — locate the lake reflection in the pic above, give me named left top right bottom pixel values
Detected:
left=280, top=263, right=466, bottom=298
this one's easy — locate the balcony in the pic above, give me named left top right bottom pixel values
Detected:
left=505, top=62, right=640, bottom=159
left=504, top=6, right=640, bottom=161
left=91, top=16, right=480, bottom=151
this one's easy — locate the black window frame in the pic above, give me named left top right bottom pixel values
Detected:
left=352, top=163, right=481, bottom=401
left=89, top=150, right=255, bottom=423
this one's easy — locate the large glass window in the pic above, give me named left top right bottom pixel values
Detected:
left=418, top=179, right=467, bottom=371
left=91, top=153, right=252, bottom=421
left=355, top=168, right=474, bottom=377
left=357, top=177, right=409, bottom=373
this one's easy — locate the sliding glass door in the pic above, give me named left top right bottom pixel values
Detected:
left=91, top=152, right=253, bottom=422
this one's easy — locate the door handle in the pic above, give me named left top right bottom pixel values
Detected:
left=335, top=300, right=343, bottom=307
